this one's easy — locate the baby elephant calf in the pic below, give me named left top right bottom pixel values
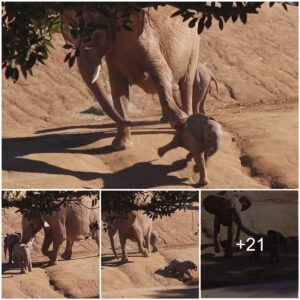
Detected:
left=165, top=259, right=197, bottom=280
left=249, top=230, right=286, bottom=263
left=158, top=114, right=222, bottom=186
left=4, top=232, right=21, bottom=264
left=13, top=242, right=33, bottom=273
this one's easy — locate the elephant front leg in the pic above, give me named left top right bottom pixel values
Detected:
left=61, top=241, right=74, bottom=260
left=8, top=249, right=13, bottom=264
left=49, top=235, right=64, bottom=266
left=42, top=228, right=53, bottom=258
left=136, top=232, right=150, bottom=258
left=213, top=217, right=222, bottom=254
left=225, top=224, right=234, bottom=258
left=108, top=63, right=133, bottom=150
left=179, top=76, right=193, bottom=117
left=194, top=152, right=209, bottom=186
left=119, top=233, right=128, bottom=263
left=150, top=59, right=187, bottom=127
left=158, top=134, right=181, bottom=157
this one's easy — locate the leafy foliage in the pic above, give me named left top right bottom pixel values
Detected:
left=2, top=191, right=99, bottom=219
left=2, top=2, right=295, bottom=82
left=101, top=191, right=198, bottom=219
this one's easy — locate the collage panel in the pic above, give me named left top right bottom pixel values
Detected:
left=1, top=3, right=298, bottom=190
left=2, top=191, right=100, bottom=299
left=101, top=190, right=199, bottom=298
left=201, top=190, right=298, bottom=298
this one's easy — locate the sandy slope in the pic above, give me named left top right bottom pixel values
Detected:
left=2, top=5, right=298, bottom=189
left=201, top=191, right=298, bottom=298
left=101, top=209, right=199, bottom=298
left=2, top=208, right=99, bottom=298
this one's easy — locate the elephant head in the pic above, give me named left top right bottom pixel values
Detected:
left=186, top=114, right=222, bottom=157
left=239, top=195, right=252, bottom=211
left=61, top=9, right=131, bottom=127
left=21, top=214, right=44, bottom=244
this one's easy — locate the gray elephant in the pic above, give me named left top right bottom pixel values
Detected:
left=4, top=232, right=21, bottom=264
left=108, top=219, right=158, bottom=260
left=203, top=191, right=258, bottom=257
left=162, top=63, right=219, bottom=122
left=61, top=5, right=200, bottom=150
left=12, top=239, right=33, bottom=274
left=158, top=114, right=222, bottom=186
left=165, top=259, right=197, bottom=280
left=105, top=211, right=153, bottom=262
left=21, top=197, right=99, bottom=265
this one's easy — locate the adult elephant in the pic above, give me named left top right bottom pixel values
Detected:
left=21, top=197, right=99, bottom=265
left=203, top=191, right=259, bottom=257
left=61, top=5, right=200, bottom=150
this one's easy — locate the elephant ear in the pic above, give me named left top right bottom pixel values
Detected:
left=203, top=195, right=227, bottom=215
left=61, top=10, right=80, bottom=47
left=239, top=195, right=252, bottom=211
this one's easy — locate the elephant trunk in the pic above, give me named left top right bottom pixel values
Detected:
left=77, top=55, right=131, bottom=127
left=233, top=211, right=259, bottom=238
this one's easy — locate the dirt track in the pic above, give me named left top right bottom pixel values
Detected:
left=2, top=5, right=298, bottom=189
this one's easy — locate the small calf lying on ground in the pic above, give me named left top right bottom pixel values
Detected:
left=165, top=259, right=197, bottom=280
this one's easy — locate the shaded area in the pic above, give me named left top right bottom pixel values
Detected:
left=2, top=129, right=193, bottom=188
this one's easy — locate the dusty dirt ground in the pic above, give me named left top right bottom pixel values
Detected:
left=2, top=208, right=99, bottom=298
left=201, top=191, right=298, bottom=298
left=2, top=5, right=298, bottom=189
left=101, top=209, right=199, bottom=298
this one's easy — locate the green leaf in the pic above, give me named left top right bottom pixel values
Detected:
left=64, top=52, right=71, bottom=63
left=63, top=43, right=74, bottom=49
left=239, top=13, right=247, bottom=24
left=188, top=18, right=198, bottom=28
left=68, top=55, right=76, bottom=68
left=197, top=17, right=205, bottom=34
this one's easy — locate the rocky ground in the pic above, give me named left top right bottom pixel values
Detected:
left=2, top=5, right=298, bottom=189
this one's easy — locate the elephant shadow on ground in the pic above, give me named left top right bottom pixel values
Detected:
left=155, top=268, right=197, bottom=286
left=101, top=254, right=134, bottom=267
left=2, top=260, right=49, bottom=276
left=3, top=126, right=191, bottom=188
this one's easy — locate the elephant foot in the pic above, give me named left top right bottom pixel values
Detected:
left=160, top=115, right=169, bottom=123
left=61, top=252, right=72, bottom=260
left=152, top=247, right=158, bottom=253
left=48, top=260, right=57, bottom=266
left=186, top=152, right=193, bottom=161
left=112, top=136, right=133, bottom=150
left=20, top=269, right=26, bottom=274
left=198, top=178, right=209, bottom=187
left=121, top=257, right=129, bottom=263
left=142, top=249, right=150, bottom=257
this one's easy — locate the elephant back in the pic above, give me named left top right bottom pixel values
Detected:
left=202, top=194, right=228, bottom=215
